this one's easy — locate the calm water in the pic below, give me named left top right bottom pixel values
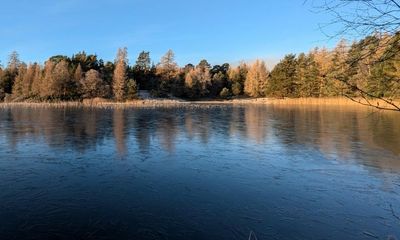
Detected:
left=0, top=105, right=399, bottom=240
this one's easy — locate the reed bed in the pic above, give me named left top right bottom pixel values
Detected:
left=0, top=97, right=399, bottom=110
left=0, top=100, right=189, bottom=109
left=262, top=97, right=400, bottom=111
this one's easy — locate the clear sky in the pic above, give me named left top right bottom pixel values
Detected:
left=0, top=0, right=340, bottom=67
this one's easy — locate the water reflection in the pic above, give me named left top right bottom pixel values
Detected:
left=0, top=105, right=399, bottom=170
left=0, top=105, right=399, bottom=240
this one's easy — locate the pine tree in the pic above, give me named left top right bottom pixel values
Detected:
left=134, top=51, right=151, bottom=90
left=126, top=79, right=138, bottom=100
left=267, top=54, right=297, bottom=97
left=296, top=53, right=321, bottom=97
left=135, top=51, right=151, bottom=71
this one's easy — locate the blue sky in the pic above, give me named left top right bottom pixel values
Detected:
left=0, top=0, right=341, bottom=67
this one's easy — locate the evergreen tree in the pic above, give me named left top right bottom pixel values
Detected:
left=267, top=54, right=297, bottom=97
left=296, top=53, right=321, bottom=97
left=126, top=79, right=138, bottom=100
left=135, top=51, right=151, bottom=71
left=134, top=51, right=151, bottom=90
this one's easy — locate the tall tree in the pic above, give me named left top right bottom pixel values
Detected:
left=31, top=64, right=42, bottom=98
left=135, top=51, right=151, bottom=71
left=267, top=54, right=297, bottom=97
left=12, top=63, right=27, bottom=98
left=244, top=60, right=268, bottom=97
left=52, top=60, right=71, bottom=99
left=22, top=63, right=37, bottom=97
left=134, top=51, right=151, bottom=90
left=228, top=62, right=248, bottom=96
left=326, top=39, right=349, bottom=96
left=7, top=51, right=21, bottom=73
left=126, top=79, right=138, bottom=100
left=184, top=66, right=211, bottom=99
left=296, top=53, right=321, bottom=97
left=113, top=47, right=128, bottom=101
left=156, top=49, right=179, bottom=95
left=40, top=60, right=55, bottom=99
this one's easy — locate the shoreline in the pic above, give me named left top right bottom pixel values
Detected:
left=0, top=97, right=399, bottom=109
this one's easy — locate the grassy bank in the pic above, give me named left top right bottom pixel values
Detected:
left=0, top=97, right=399, bottom=110
left=260, top=97, right=400, bottom=111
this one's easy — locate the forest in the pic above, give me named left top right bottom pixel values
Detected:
left=0, top=32, right=399, bottom=102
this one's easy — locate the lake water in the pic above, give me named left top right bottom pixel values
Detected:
left=0, top=105, right=399, bottom=240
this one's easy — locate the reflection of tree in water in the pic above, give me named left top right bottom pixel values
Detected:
left=0, top=105, right=399, bottom=171
left=367, top=112, right=400, bottom=155
left=268, top=105, right=400, bottom=172
left=244, top=105, right=269, bottom=143
left=156, top=110, right=179, bottom=153
left=132, top=111, right=152, bottom=153
left=183, top=108, right=211, bottom=144
left=1, top=107, right=110, bottom=152
left=113, top=109, right=127, bottom=156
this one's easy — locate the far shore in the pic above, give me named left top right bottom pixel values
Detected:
left=0, top=97, right=399, bottom=110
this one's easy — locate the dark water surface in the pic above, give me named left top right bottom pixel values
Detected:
left=0, top=105, right=399, bottom=240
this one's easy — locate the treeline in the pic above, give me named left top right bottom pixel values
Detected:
left=0, top=32, right=399, bottom=102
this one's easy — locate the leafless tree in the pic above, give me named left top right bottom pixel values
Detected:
left=312, top=0, right=400, bottom=37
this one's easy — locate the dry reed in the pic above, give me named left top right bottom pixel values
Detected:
left=0, top=97, right=398, bottom=110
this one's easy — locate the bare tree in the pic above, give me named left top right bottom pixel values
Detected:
left=313, top=0, right=400, bottom=37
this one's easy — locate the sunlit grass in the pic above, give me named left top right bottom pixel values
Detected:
left=0, top=97, right=399, bottom=110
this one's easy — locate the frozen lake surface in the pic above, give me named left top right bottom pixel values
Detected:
left=0, top=105, right=399, bottom=240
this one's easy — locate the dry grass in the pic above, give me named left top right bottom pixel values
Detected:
left=0, top=97, right=399, bottom=110
left=0, top=98, right=191, bottom=109
left=262, top=97, right=400, bottom=111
